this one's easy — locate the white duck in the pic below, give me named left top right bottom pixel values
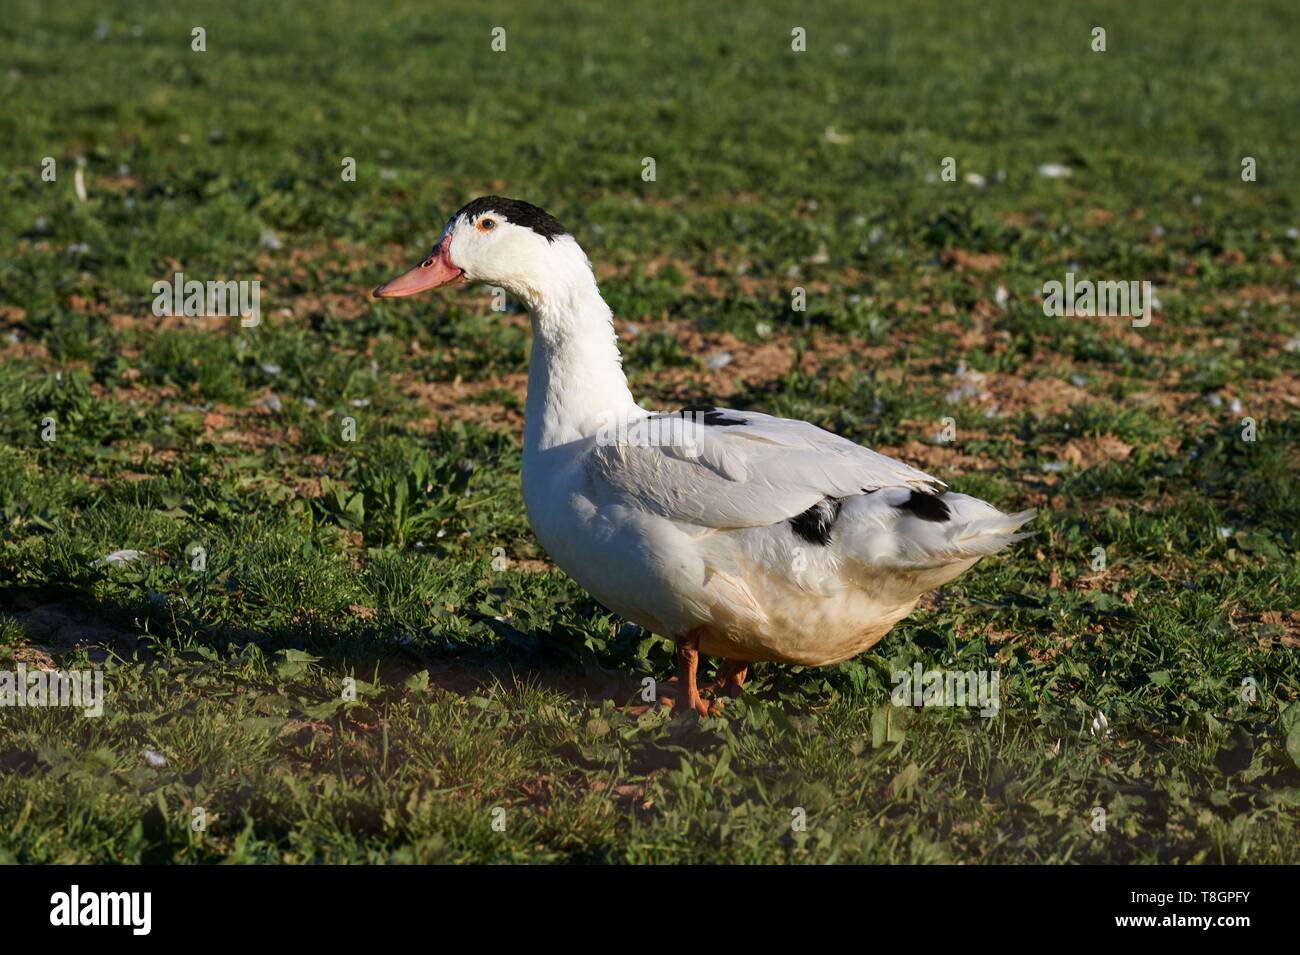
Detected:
left=375, top=197, right=1035, bottom=715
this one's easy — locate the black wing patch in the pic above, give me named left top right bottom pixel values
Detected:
left=674, top=404, right=748, bottom=427
left=452, top=196, right=568, bottom=242
left=897, top=489, right=950, bottom=522
left=790, top=497, right=843, bottom=545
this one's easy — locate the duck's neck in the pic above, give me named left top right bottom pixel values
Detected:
left=521, top=266, right=640, bottom=455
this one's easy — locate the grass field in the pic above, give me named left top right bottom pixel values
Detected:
left=2, top=0, right=1299, bottom=863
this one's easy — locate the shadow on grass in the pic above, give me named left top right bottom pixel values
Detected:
left=0, top=581, right=669, bottom=710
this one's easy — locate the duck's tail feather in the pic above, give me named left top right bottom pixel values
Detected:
left=840, top=490, right=1036, bottom=585
left=944, top=503, right=1039, bottom=557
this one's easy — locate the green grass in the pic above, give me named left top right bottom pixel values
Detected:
left=1, top=0, right=1298, bottom=863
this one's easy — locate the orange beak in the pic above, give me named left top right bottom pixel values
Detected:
left=373, top=237, right=463, bottom=298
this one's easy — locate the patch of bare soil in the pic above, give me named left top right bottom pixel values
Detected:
left=890, top=439, right=1008, bottom=475
left=262, top=238, right=385, bottom=279
left=619, top=317, right=899, bottom=406
left=91, top=375, right=179, bottom=405
left=195, top=398, right=303, bottom=451
left=396, top=318, right=886, bottom=424
left=6, top=603, right=141, bottom=661
left=982, top=373, right=1094, bottom=416
left=1227, top=284, right=1300, bottom=307
left=1236, top=611, right=1300, bottom=649
left=0, top=338, right=50, bottom=361
left=8, top=645, right=57, bottom=670
left=939, top=249, right=1003, bottom=273
left=1060, top=435, right=1134, bottom=469
left=402, top=373, right=528, bottom=431
left=1244, top=371, right=1300, bottom=414
left=509, top=559, right=553, bottom=573
left=284, top=292, right=371, bottom=322
left=105, top=311, right=247, bottom=333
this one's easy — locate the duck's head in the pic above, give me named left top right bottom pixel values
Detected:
left=373, top=196, right=579, bottom=305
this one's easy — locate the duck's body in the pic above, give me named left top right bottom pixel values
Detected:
left=522, top=408, right=1024, bottom=667
left=525, top=469, right=939, bottom=667
left=376, top=197, right=1034, bottom=712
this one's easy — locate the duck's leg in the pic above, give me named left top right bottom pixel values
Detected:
left=711, top=659, right=749, bottom=699
left=675, top=630, right=713, bottom=717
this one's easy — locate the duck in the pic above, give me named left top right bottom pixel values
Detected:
left=375, top=196, right=1035, bottom=716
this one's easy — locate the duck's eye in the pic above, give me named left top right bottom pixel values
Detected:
left=476, top=217, right=497, bottom=233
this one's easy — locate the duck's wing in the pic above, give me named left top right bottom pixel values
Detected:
left=587, top=408, right=943, bottom=530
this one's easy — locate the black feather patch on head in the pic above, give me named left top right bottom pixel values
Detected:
left=451, top=196, right=568, bottom=242
left=897, top=489, right=950, bottom=522
left=790, top=497, right=842, bottom=546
